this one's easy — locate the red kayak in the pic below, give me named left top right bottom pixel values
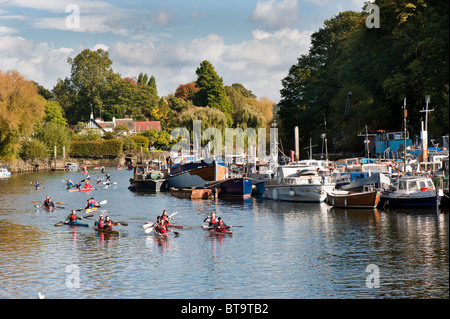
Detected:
left=69, top=188, right=93, bottom=192
left=202, top=224, right=233, bottom=235
left=154, top=229, right=169, bottom=239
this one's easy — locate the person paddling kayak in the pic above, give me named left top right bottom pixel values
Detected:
left=104, top=216, right=114, bottom=231
left=84, top=181, right=93, bottom=189
left=203, top=212, right=217, bottom=227
left=215, top=217, right=229, bottom=230
left=154, top=216, right=168, bottom=235
left=95, top=215, right=105, bottom=229
left=35, top=181, right=41, bottom=190
left=43, top=197, right=55, bottom=210
left=65, top=210, right=84, bottom=223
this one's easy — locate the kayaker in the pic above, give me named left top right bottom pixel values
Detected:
left=161, top=210, right=171, bottom=225
left=104, top=216, right=113, bottom=230
left=43, top=198, right=55, bottom=209
left=155, top=217, right=167, bottom=235
left=84, top=199, right=94, bottom=209
left=95, top=215, right=105, bottom=228
left=96, top=177, right=102, bottom=184
left=215, top=217, right=229, bottom=230
left=75, top=181, right=81, bottom=189
left=66, top=179, right=74, bottom=188
left=90, top=197, right=99, bottom=207
left=204, top=212, right=217, bottom=227
left=35, top=181, right=41, bottom=189
left=84, top=181, right=93, bottom=189
left=65, top=210, right=83, bottom=223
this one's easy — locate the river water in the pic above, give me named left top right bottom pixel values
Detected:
left=0, top=169, right=448, bottom=299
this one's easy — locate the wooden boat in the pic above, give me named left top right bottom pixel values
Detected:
left=327, top=190, right=381, bottom=208
left=64, top=221, right=89, bottom=227
left=94, top=226, right=119, bottom=235
left=202, top=224, right=233, bottom=235
left=170, top=187, right=214, bottom=200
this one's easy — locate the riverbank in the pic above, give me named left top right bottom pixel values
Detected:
left=0, top=150, right=169, bottom=174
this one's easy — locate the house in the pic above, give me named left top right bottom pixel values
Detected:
left=85, top=113, right=161, bottom=136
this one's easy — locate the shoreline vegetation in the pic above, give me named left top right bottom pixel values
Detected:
left=1, top=3, right=448, bottom=170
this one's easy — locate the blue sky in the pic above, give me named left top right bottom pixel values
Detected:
left=0, top=0, right=366, bottom=101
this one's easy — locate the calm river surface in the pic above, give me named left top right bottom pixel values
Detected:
left=0, top=169, right=448, bottom=299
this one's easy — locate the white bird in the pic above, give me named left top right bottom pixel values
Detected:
left=38, top=292, right=45, bottom=299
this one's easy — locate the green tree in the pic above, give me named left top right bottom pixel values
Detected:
left=43, top=99, right=68, bottom=126
left=194, top=60, right=233, bottom=126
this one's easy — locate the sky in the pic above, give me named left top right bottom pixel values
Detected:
left=0, top=0, right=367, bottom=102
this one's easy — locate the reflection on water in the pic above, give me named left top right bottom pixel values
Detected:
left=0, top=170, right=448, bottom=298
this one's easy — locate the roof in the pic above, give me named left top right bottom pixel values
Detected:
left=133, top=121, right=161, bottom=132
left=114, top=118, right=134, bottom=131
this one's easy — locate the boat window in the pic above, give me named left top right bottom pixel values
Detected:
left=409, top=181, right=418, bottom=192
left=427, top=180, right=434, bottom=188
left=419, top=181, right=427, bottom=189
left=398, top=181, right=406, bottom=190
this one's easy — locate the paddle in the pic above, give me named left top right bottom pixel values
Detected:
left=54, top=221, right=64, bottom=227
left=144, top=225, right=155, bottom=234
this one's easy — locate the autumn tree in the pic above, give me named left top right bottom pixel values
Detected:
left=0, top=70, right=46, bottom=159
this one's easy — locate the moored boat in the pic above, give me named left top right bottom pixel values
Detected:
left=0, top=166, right=12, bottom=178
left=265, top=164, right=335, bottom=202
left=167, top=159, right=228, bottom=188
left=379, top=175, right=443, bottom=208
left=206, top=177, right=253, bottom=199
left=170, top=187, right=215, bottom=200
left=128, top=165, right=168, bottom=192
left=326, top=190, right=381, bottom=208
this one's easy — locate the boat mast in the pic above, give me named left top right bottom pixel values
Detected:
left=403, top=97, right=407, bottom=172
left=420, top=95, right=433, bottom=163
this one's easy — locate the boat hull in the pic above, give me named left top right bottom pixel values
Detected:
left=210, top=177, right=253, bottom=198
left=170, top=187, right=214, bottom=200
left=379, top=194, right=441, bottom=208
left=168, top=160, right=227, bottom=188
left=327, top=191, right=381, bottom=208
left=265, top=184, right=335, bottom=202
left=68, top=188, right=93, bottom=192
left=128, top=179, right=167, bottom=192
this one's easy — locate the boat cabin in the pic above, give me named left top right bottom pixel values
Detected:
left=395, top=177, right=435, bottom=193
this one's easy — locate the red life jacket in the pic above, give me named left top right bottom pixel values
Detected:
left=162, top=215, right=170, bottom=225
left=210, top=217, right=217, bottom=224
left=157, top=224, right=167, bottom=233
left=70, top=214, right=78, bottom=222
left=97, top=219, right=104, bottom=228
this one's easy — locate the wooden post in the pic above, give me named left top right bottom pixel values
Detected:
left=54, top=145, right=57, bottom=170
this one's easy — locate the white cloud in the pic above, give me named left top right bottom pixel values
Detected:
left=109, top=28, right=312, bottom=101
left=249, top=0, right=299, bottom=29
left=0, top=35, right=73, bottom=88
left=0, top=25, right=18, bottom=35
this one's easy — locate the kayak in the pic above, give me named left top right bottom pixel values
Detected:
left=202, top=224, right=233, bottom=235
left=69, top=188, right=94, bottom=192
left=85, top=207, right=98, bottom=214
left=43, top=206, right=54, bottom=212
left=154, top=229, right=169, bottom=239
left=94, top=226, right=119, bottom=235
left=167, top=224, right=184, bottom=229
left=64, top=221, right=89, bottom=227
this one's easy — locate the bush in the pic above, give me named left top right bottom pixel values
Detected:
left=21, top=138, right=49, bottom=158
left=131, top=135, right=149, bottom=150
left=69, top=139, right=123, bottom=156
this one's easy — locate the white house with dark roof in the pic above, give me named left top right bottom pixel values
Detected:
left=82, top=112, right=161, bottom=136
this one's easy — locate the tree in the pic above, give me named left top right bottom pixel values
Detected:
left=0, top=70, right=45, bottom=159
left=194, top=60, right=233, bottom=126
left=175, top=82, right=200, bottom=101
left=43, top=99, right=68, bottom=126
